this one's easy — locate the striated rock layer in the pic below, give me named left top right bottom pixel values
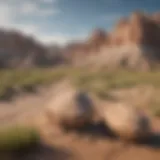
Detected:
left=66, top=11, right=160, bottom=70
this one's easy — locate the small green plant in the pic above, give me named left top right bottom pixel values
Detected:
left=0, top=126, right=40, bottom=151
left=151, top=103, right=160, bottom=118
left=149, top=96, right=160, bottom=118
left=154, top=109, right=160, bottom=117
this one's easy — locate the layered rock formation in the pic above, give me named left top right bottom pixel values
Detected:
left=66, top=11, right=160, bottom=70
left=1, top=11, right=159, bottom=70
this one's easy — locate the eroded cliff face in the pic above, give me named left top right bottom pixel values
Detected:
left=66, top=11, right=160, bottom=70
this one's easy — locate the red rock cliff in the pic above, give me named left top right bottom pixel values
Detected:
left=66, top=11, right=160, bottom=69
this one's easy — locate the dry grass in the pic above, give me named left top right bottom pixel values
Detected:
left=71, top=70, right=160, bottom=98
left=0, top=67, right=160, bottom=116
left=1, top=68, right=160, bottom=94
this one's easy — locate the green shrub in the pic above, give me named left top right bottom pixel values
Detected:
left=0, top=126, right=40, bottom=151
left=150, top=100, right=160, bottom=118
left=154, top=109, right=160, bottom=117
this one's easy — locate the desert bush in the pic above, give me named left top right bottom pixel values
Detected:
left=150, top=100, right=160, bottom=117
left=0, top=126, right=40, bottom=151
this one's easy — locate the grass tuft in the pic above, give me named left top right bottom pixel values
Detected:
left=0, top=126, right=40, bottom=152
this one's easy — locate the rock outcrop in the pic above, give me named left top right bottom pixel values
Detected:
left=1, top=11, right=160, bottom=70
left=87, top=29, right=108, bottom=50
left=99, top=101, right=151, bottom=141
left=46, top=81, right=94, bottom=129
left=66, top=11, right=160, bottom=70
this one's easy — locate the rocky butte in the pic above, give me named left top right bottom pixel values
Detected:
left=66, top=11, right=160, bottom=70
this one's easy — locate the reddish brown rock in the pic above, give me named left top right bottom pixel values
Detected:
left=152, top=12, right=160, bottom=24
left=87, top=29, right=107, bottom=44
left=129, top=12, right=160, bottom=48
left=65, top=11, right=160, bottom=69
left=110, top=18, right=130, bottom=45
left=100, top=101, right=151, bottom=141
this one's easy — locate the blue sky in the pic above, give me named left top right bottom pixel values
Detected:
left=0, top=0, right=159, bottom=45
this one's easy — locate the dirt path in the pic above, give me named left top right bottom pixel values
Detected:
left=0, top=90, right=48, bottom=127
left=40, top=116, right=160, bottom=160
left=0, top=81, right=65, bottom=126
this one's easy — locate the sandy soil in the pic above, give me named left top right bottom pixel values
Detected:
left=0, top=84, right=160, bottom=160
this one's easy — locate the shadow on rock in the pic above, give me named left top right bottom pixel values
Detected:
left=63, top=121, right=118, bottom=140
left=136, top=132, right=160, bottom=149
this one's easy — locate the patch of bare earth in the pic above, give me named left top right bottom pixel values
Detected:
left=0, top=83, right=160, bottom=160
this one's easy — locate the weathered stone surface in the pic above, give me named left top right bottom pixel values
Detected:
left=46, top=82, right=94, bottom=129
left=100, top=101, right=151, bottom=141
left=66, top=11, right=160, bottom=70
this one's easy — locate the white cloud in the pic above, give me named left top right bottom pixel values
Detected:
left=20, top=2, right=38, bottom=15
left=35, top=32, right=87, bottom=46
left=38, top=34, right=71, bottom=45
left=0, top=0, right=71, bottom=45
left=19, top=1, right=60, bottom=17
left=0, top=0, right=59, bottom=25
left=0, top=0, right=88, bottom=45
left=14, top=24, right=39, bottom=35
left=39, top=0, right=57, bottom=3
left=0, top=2, right=16, bottom=27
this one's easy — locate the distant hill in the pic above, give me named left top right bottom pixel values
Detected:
left=0, top=29, right=66, bottom=68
